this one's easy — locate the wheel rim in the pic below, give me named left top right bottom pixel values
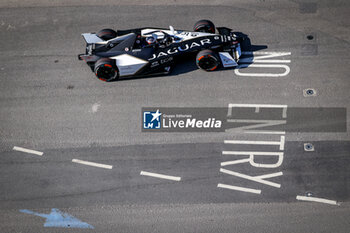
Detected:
left=95, top=64, right=117, bottom=81
left=197, top=55, right=218, bottom=71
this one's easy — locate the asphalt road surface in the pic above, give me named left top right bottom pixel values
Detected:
left=0, top=0, right=349, bottom=232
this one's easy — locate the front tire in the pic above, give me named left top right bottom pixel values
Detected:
left=193, top=19, right=216, bottom=34
left=196, top=50, right=220, bottom=71
left=94, top=58, right=118, bottom=82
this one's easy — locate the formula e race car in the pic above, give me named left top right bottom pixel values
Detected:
left=78, top=20, right=243, bottom=81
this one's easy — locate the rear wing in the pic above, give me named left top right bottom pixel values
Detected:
left=81, top=33, right=104, bottom=44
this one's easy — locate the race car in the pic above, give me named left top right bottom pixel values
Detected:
left=78, top=20, right=243, bottom=81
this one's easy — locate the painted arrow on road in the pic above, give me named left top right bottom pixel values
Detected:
left=20, top=208, right=94, bottom=229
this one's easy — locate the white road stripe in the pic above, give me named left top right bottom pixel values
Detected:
left=72, top=159, right=113, bottom=169
left=221, top=158, right=250, bottom=166
left=240, top=130, right=286, bottom=135
left=220, top=168, right=282, bottom=188
left=228, top=103, right=288, bottom=108
left=296, top=195, right=339, bottom=205
left=140, top=171, right=181, bottom=181
left=217, top=183, right=261, bottom=194
left=227, top=104, right=287, bottom=118
left=234, top=64, right=290, bottom=77
left=222, top=151, right=283, bottom=156
left=224, top=136, right=285, bottom=150
left=13, top=146, right=43, bottom=156
left=242, top=51, right=291, bottom=55
left=224, top=140, right=281, bottom=145
left=239, top=58, right=291, bottom=63
left=91, top=103, right=100, bottom=113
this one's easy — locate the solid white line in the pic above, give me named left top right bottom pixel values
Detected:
left=13, top=146, right=43, bottom=156
left=72, top=159, right=113, bottom=169
left=242, top=51, right=291, bottom=55
left=140, top=171, right=181, bottom=181
left=239, top=58, right=291, bottom=63
left=296, top=195, right=338, bottom=205
left=228, top=104, right=288, bottom=108
left=217, top=183, right=261, bottom=194
left=239, top=130, right=286, bottom=135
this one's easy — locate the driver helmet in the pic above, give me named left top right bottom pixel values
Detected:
left=146, top=34, right=157, bottom=45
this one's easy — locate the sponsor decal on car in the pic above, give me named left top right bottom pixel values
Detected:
left=148, top=39, right=212, bottom=60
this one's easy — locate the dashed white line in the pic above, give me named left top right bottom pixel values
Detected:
left=296, top=195, right=339, bottom=205
left=140, top=171, right=181, bottom=181
left=72, top=159, right=113, bottom=169
left=13, top=146, right=43, bottom=156
left=217, top=183, right=261, bottom=194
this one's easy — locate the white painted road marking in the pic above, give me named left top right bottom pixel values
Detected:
left=222, top=151, right=284, bottom=168
left=227, top=104, right=287, bottom=118
left=225, top=136, right=285, bottom=150
left=296, top=195, right=339, bottom=205
left=72, top=159, right=113, bottom=169
left=221, top=158, right=250, bottom=166
left=13, top=146, right=43, bottom=156
left=217, top=183, right=261, bottom=194
left=235, top=51, right=291, bottom=77
left=91, top=103, right=100, bottom=113
left=220, top=168, right=282, bottom=188
left=242, top=51, right=292, bottom=55
left=226, top=119, right=287, bottom=134
left=140, top=171, right=181, bottom=181
left=235, top=64, right=291, bottom=77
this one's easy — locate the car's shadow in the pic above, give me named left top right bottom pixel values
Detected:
left=117, top=32, right=267, bottom=81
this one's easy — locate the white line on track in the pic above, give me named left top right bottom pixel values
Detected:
left=13, top=146, right=43, bottom=156
left=224, top=136, right=285, bottom=150
left=227, top=104, right=288, bottom=118
left=296, top=195, right=339, bottom=205
left=235, top=64, right=291, bottom=77
left=140, top=171, right=181, bottom=181
left=217, top=183, right=261, bottom=194
left=91, top=103, right=100, bottom=113
left=242, top=51, right=291, bottom=55
left=72, top=159, right=113, bottom=169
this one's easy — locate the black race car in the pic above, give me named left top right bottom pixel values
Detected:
left=78, top=20, right=243, bottom=82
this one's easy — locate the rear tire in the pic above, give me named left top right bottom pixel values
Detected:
left=196, top=50, right=220, bottom=71
left=94, top=58, right=118, bottom=82
left=96, top=29, right=117, bottom=40
left=193, top=20, right=215, bottom=34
